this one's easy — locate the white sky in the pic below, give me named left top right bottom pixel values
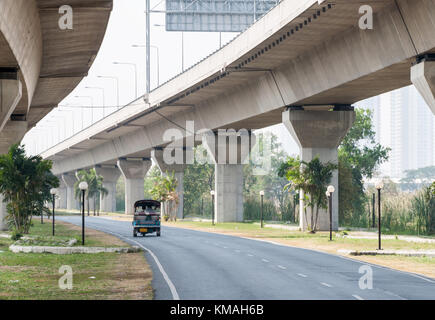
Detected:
left=21, top=0, right=301, bottom=157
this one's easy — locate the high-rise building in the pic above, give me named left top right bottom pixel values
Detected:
left=356, top=86, right=435, bottom=179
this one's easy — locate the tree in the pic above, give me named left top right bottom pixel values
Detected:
left=401, top=166, right=435, bottom=191
left=338, top=108, right=390, bottom=226
left=183, top=146, right=214, bottom=217
left=150, top=172, right=179, bottom=221
left=0, top=144, right=59, bottom=235
left=244, top=132, right=295, bottom=222
left=281, top=157, right=337, bottom=232
left=411, top=182, right=435, bottom=235
left=74, top=169, right=107, bottom=216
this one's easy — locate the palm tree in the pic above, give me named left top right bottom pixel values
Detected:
left=74, top=169, right=108, bottom=216
left=150, top=172, right=179, bottom=221
left=281, top=156, right=337, bottom=232
left=0, top=144, right=59, bottom=235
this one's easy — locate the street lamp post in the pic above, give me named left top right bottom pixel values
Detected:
left=210, top=190, right=215, bottom=226
left=327, top=185, right=335, bottom=241
left=372, top=193, right=376, bottom=228
left=74, top=96, right=94, bottom=125
left=97, top=76, right=120, bottom=109
left=375, top=180, right=384, bottom=250
left=79, top=181, right=88, bottom=245
left=154, top=24, right=184, bottom=72
left=132, top=44, right=160, bottom=87
left=113, top=62, right=138, bottom=99
left=260, top=190, right=264, bottom=228
left=50, top=188, right=58, bottom=236
left=293, top=193, right=298, bottom=223
left=85, top=86, right=106, bottom=117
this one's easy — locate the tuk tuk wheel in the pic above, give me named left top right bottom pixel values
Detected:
left=133, top=230, right=137, bottom=237
left=157, top=231, right=161, bottom=237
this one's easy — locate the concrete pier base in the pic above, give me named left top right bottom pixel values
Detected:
left=215, top=164, right=244, bottom=223
left=117, top=158, right=151, bottom=215
left=204, top=130, right=255, bottom=222
left=95, top=165, right=120, bottom=213
left=0, top=195, right=7, bottom=231
left=411, top=59, right=435, bottom=115
left=62, top=174, right=80, bottom=211
left=283, top=108, right=355, bottom=231
left=151, top=148, right=186, bottom=219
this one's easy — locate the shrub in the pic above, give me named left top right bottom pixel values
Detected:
left=11, top=230, right=22, bottom=241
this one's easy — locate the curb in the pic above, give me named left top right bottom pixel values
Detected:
left=9, top=245, right=142, bottom=254
left=338, top=249, right=435, bottom=257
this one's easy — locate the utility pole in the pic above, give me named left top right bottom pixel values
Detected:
left=146, top=0, right=151, bottom=94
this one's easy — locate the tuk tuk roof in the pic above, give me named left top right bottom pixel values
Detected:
left=134, top=200, right=161, bottom=208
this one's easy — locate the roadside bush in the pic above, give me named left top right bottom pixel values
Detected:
left=243, top=197, right=281, bottom=221
left=11, top=230, right=22, bottom=241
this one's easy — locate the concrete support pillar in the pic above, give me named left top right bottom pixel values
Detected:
left=283, top=108, right=355, bottom=231
left=62, top=173, right=80, bottom=211
left=151, top=148, right=186, bottom=219
left=117, top=158, right=152, bottom=215
left=0, top=120, right=28, bottom=231
left=0, top=195, right=7, bottom=231
left=95, top=165, right=121, bottom=213
left=411, top=59, right=435, bottom=115
left=57, top=179, right=67, bottom=209
left=203, top=130, right=255, bottom=223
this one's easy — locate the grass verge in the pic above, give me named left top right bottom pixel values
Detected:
left=0, top=220, right=153, bottom=300
left=164, top=220, right=435, bottom=279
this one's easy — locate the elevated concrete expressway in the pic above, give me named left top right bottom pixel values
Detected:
left=0, top=0, right=113, bottom=230
left=41, top=0, right=435, bottom=229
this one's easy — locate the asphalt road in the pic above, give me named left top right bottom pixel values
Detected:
left=58, top=216, right=435, bottom=300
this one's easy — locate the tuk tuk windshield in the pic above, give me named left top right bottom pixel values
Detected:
left=134, top=203, right=161, bottom=215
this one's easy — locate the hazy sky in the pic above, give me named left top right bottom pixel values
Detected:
left=22, top=0, right=299, bottom=156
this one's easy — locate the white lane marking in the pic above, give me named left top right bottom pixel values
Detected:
left=247, top=254, right=254, bottom=257
left=223, top=246, right=228, bottom=249
left=297, top=273, right=308, bottom=278
left=321, top=282, right=332, bottom=288
left=88, top=227, right=180, bottom=301
left=277, top=265, right=287, bottom=270
left=235, top=250, right=241, bottom=253
left=384, top=290, right=407, bottom=300
left=163, top=224, right=435, bottom=284
left=352, top=294, right=364, bottom=300
left=262, top=259, right=269, bottom=263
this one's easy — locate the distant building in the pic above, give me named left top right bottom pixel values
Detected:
left=356, top=86, right=435, bottom=179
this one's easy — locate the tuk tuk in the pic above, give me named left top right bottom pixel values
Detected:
left=132, top=200, right=161, bottom=237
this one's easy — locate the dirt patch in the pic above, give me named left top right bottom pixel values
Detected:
left=107, top=252, right=153, bottom=300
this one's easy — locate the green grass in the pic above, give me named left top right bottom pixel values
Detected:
left=168, top=221, right=435, bottom=251
left=0, top=221, right=152, bottom=300
left=26, top=220, right=112, bottom=247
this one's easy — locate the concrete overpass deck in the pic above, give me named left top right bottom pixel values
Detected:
left=42, top=0, right=435, bottom=171
left=0, top=0, right=113, bottom=151
left=36, top=0, right=435, bottom=228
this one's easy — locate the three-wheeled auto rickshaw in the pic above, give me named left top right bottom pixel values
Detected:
left=132, top=200, right=161, bottom=237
